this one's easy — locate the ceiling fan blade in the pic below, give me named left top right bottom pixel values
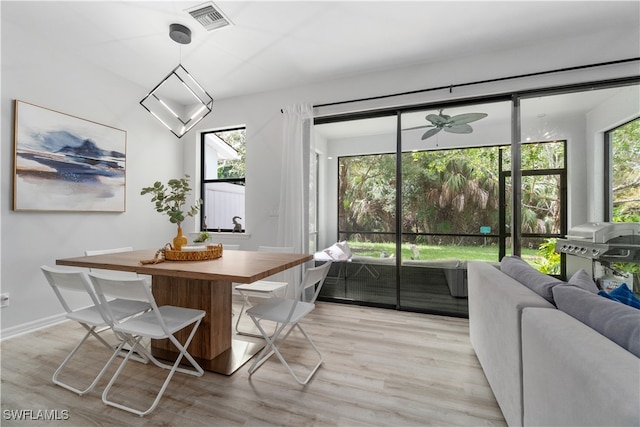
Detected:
left=425, top=113, right=449, bottom=126
left=444, top=124, right=473, bottom=134
left=403, top=124, right=434, bottom=131
left=448, top=113, right=488, bottom=125
left=421, top=127, right=443, bottom=139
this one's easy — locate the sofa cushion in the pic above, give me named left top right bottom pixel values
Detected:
left=500, top=256, right=563, bottom=304
left=599, top=283, right=640, bottom=309
left=553, top=284, right=640, bottom=357
left=568, top=268, right=599, bottom=293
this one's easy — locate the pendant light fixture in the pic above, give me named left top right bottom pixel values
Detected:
left=140, top=23, right=213, bottom=138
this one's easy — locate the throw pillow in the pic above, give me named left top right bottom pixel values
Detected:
left=501, top=256, right=563, bottom=304
left=323, top=244, right=348, bottom=261
left=568, top=269, right=599, bottom=294
left=335, top=241, right=353, bottom=259
left=553, top=285, right=640, bottom=358
left=599, top=284, right=640, bottom=310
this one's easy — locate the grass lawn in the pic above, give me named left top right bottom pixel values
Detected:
left=347, top=242, right=542, bottom=264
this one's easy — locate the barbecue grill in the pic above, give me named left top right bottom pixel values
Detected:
left=555, top=222, right=640, bottom=264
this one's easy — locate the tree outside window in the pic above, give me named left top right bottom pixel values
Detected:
left=609, top=118, right=640, bottom=223
left=338, top=141, right=565, bottom=267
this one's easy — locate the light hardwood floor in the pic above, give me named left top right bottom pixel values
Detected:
left=0, top=300, right=506, bottom=426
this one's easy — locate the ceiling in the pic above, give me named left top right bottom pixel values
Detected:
left=3, top=1, right=639, bottom=102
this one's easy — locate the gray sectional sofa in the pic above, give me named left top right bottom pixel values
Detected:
left=469, top=258, right=640, bottom=427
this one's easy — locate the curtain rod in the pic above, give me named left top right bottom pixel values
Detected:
left=309, top=57, right=639, bottom=110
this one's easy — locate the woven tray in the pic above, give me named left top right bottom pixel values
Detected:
left=164, top=243, right=223, bottom=261
left=140, top=243, right=223, bottom=264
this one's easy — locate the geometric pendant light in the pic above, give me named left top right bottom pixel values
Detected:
left=140, top=24, right=213, bottom=138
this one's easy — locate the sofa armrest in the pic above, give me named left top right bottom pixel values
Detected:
left=522, top=307, right=640, bottom=427
left=468, top=261, right=554, bottom=426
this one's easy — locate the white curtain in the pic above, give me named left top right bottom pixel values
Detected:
left=278, top=104, right=314, bottom=297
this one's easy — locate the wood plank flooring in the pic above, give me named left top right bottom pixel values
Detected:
left=0, top=300, right=505, bottom=426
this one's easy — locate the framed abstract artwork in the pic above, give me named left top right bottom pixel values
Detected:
left=13, top=100, right=127, bottom=212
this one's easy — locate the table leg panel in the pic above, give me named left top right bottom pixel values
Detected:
left=151, top=276, right=232, bottom=360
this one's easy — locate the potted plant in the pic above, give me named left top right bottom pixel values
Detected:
left=141, top=175, right=201, bottom=251
left=193, top=231, right=210, bottom=244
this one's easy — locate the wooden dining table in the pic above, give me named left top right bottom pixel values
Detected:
left=56, top=248, right=312, bottom=375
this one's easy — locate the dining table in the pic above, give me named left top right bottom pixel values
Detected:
left=56, top=247, right=313, bottom=375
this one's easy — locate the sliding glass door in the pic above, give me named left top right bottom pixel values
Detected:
left=316, top=115, right=398, bottom=307
left=398, top=101, right=510, bottom=315
left=314, top=80, right=639, bottom=317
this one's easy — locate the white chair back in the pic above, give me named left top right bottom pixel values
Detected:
left=90, top=274, right=149, bottom=303
left=88, top=273, right=164, bottom=331
left=41, top=265, right=98, bottom=313
left=298, top=261, right=332, bottom=303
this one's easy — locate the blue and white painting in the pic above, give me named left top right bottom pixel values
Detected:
left=13, top=100, right=126, bottom=212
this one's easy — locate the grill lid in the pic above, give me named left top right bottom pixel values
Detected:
left=565, top=222, right=640, bottom=243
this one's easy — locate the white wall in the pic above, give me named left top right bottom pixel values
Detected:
left=1, top=9, right=638, bottom=337
left=586, top=86, right=640, bottom=221
left=1, top=10, right=183, bottom=336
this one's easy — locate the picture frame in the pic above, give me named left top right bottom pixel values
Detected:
left=13, top=100, right=127, bottom=212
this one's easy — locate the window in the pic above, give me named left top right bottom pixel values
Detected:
left=606, top=117, right=640, bottom=222
left=200, top=127, right=246, bottom=232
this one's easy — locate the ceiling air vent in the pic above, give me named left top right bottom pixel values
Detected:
left=186, top=2, right=233, bottom=31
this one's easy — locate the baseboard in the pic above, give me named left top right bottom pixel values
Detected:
left=0, top=314, right=67, bottom=342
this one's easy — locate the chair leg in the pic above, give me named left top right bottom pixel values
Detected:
left=235, top=292, right=279, bottom=338
left=53, top=324, right=123, bottom=395
left=247, top=319, right=323, bottom=386
left=234, top=291, right=253, bottom=335
left=247, top=321, right=287, bottom=374
left=101, top=319, right=204, bottom=417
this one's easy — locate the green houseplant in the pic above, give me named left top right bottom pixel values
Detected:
left=193, top=231, right=210, bottom=243
left=141, top=175, right=202, bottom=250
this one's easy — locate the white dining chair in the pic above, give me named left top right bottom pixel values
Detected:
left=88, top=272, right=205, bottom=417
left=41, top=265, right=151, bottom=396
left=85, top=246, right=152, bottom=351
left=234, top=246, right=294, bottom=336
left=246, top=261, right=331, bottom=385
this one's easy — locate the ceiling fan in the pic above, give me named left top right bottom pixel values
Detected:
left=405, top=110, right=488, bottom=140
